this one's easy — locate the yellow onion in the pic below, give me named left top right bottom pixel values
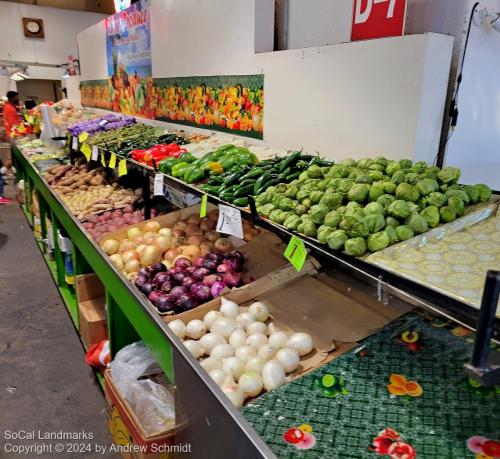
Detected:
left=122, top=249, right=140, bottom=264
left=102, top=239, right=120, bottom=255
left=125, top=259, right=141, bottom=273
left=127, top=227, right=142, bottom=240
left=154, top=235, right=172, bottom=252
left=143, top=220, right=161, bottom=233
left=140, top=245, right=162, bottom=266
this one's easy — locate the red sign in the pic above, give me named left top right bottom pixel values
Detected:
left=351, top=0, right=407, bottom=41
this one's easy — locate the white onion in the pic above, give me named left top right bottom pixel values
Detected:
left=199, top=333, right=226, bottom=353
left=235, top=312, right=256, bottom=329
left=229, top=329, right=247, bottom=349
left=211, top=343, right=234, bottom=359
left=248, top=301, right=270, bottom=322
left=245, top=356, right=266, bottom=374
left=235, top=345, right=256, bottom=362
left=219, top=297, right=240, bottom=319
left=246, top=333, right=267, bottom=350
left=262, top=360, right=286, bottom=391
left=258, top=344, right=277, bottom=362
left=209, top=369, right=227, bottom=386
left=268, top=331, right=289, bottom=349
left=200, top=356, right=221, bottom=373
left=186, top=319, right=207, bottom=340
left=287, top=333, right=314, bottom=356
left=247, top=321, right=267, bottom=335
left=168, top=319, right=186, bottom=339
left=211, top=317, right=236, bottom=339
left=238, top=372, right=263, bottom=397
left=184, top=340, right=204, bottom=359
left=221, top=376, right=244, bottom=408
left=158, top=227, right=173, bottom=238
left=275, top=347, right=300, bottom=373
left=203, top=310, right=222, bottom=329
left=222, top=357, right=245, bottom=380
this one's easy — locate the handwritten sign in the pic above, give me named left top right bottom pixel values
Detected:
left=216, top=204, right=243, bottom=239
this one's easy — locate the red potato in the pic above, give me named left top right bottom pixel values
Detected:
left=123, top=205, right=133, bottom=213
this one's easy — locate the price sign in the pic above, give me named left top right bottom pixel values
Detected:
left=118, top=159, right=128, bottom=177
left=351, top=0, right=407, bottom=41
left=80, top=143, right=91, bottom=161
left=284, top=235, right=307, bottom=272
left=164, top=183, right=185, bottom=208
left=154, top=173, right=164, bottom=196
left=108, top=154, right=117, bottom=169
left=72, top=137, right=78, bottom=149
left=216, top=204, right=243, bottom=239
left=91, top=145, right=99, bottom=161
left=78, top=132, right=89, bottom=143
left=101, top=152, right=107, bottom=167
left=200, top=194, right=208, bottom=218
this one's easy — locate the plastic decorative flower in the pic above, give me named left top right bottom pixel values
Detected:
left=370, top=428, right=416, bottom=459
left=283, top=424, right=317, bottom=450
left=397, top=330, right=424, bottom=352
left=387, top=374, right=423, bottom=397
left=467, top=436, right=500, bottom=458
left=314, top=373, right=347, bottom=397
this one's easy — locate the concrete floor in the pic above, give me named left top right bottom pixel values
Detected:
left=0, top=184, right=118, bottom=459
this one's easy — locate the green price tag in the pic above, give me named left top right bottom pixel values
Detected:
left=78, top=132, right=89, bottom=143
left=200, top=194, right=208, bottom=218
left=118, top=159, right=128, bottom=177
left=80, top=143, right=91, bottom=161
left=284, top=235, right=307, bottom=272
left=108, top=154, right=117, bottom=169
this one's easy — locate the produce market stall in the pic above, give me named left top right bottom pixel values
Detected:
left=11, top=112, right=500, bottom=457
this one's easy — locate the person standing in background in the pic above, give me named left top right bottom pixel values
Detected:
left=3, top=91, right=21, bottom=137
left=0, top=158, right=13, bottom=204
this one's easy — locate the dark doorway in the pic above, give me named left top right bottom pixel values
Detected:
left=16, top=79, right=62, bottom=106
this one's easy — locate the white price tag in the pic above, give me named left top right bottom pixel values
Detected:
left=91, top=145, right=99, bottom=161
left=216, top=204, right=243, bottom=239
left=185, top=193, right=201, bottom=206
left=99, top=119, right=108, bottom=127
left=154, top=173, right=164, bottom=196
left=57, top=232, right=71, bottom=253
left=72, top=137, right=78, bottom=149
left=164, top=183, right=186, bottom=208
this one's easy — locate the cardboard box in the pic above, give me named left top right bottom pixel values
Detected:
left=76, top=274, right=107, bottom=347
left=105, top=370, right=177, bottom=459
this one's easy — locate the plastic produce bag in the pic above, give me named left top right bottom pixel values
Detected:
left=127, top=379, right=176, bottom=436
left=110, top=342, right=160, bottom=398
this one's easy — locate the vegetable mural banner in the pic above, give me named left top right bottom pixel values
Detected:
left=80, top=74, right=264, bottom=139
left=104, top=0, right=153, bottom=117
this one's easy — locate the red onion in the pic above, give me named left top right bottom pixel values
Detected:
left=202, top=274, right=222, bottom=287
left=193, top=267, right=211, bottom=281
left=160, top=281, right=173, bottom=293
left=148, top=290, right=164, bottom=304
left=151, top=262, right=167, bottom=272
left=138, top=267, right=153, bottom=278
left=173, top=272, right=187, bottom=284
left=140, top=282, right=154, bottom=295
left=222, top=271, right=241, bottom=287
left=193, top=256, right=205, bottom=268
left=135, top=275, right=149, bottom=288
left=190, top=283, right=211, bottom=302
left=222, top=257, right=242, bottom=271
left=155, top=296, right=176, bottom=314
left=207, top=252, right=223, bottom=264
left=185, top=266, right=197, bottom=275
left=228, top=250, right=245, bottom=262
left=153, top=272, right=170, bottom=287
left=174, top=257, right=191, bottom=269
left=216, top=263, right=231, bottom=274
left=182, top=276, right=195, bottom=287
left=170, top=285, right=188, bottom=298
left=203, top=259, right=217, bottom=271
left=210, top=281, right=227, bottom=297
left=176, top=293, right=199, bottom=311
left=169, top=266, right=183, bottom=275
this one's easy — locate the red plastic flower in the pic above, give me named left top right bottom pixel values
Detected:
left=295, top=432, right=316, bottom=450
left=467, top=436, right=489, bottom=454
left=379, top=428, right=401, bottom=440
left=283, top=428, right=304, bottom=445
left=482, top=440, right=500, bottom=457
left=388, top=441, right=416, bottom=459
left=371, top=437, right=394, bottom=454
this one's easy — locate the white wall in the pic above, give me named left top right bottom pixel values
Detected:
left=0, top=2, right=105, bottom=81
left=78, top=0, right=453, bottom=163
left=444, top=0, right=500, bottom=189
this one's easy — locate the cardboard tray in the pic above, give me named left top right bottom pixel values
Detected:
left=104, top=370, right=177, bottom=451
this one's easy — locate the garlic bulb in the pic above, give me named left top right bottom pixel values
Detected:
left=245, top=356, right=266, bottom=374
left=199, top=333, right=226, bottom=354
left=210, top=317, right=236, bottom=339
left=287, top=332, right=314, bottom=356
left=229, top=328, right=247, bottom=349
left=203, top=310, right=223, bottom=329
left=275, top=347, right=300, bottom=373
left=247, top=321, right=267, bottom=335
left=221, top=376, right=244, bottom=408
left=262, top=360, right=286, bottom=391
left=219, top=297, right=240, bottom=319
left=184, top=340, right=204, bottom=359
left=249, top=301, right=270, bottom=322
left=186, top=319, right=207, bottom=340
left=222, top=356, right=245, bottom=380
left=211, top=343, right=234, bottom=359
left=238, top=372, right=264, bottom=397
left=168, top=319, right=186, bottom=340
